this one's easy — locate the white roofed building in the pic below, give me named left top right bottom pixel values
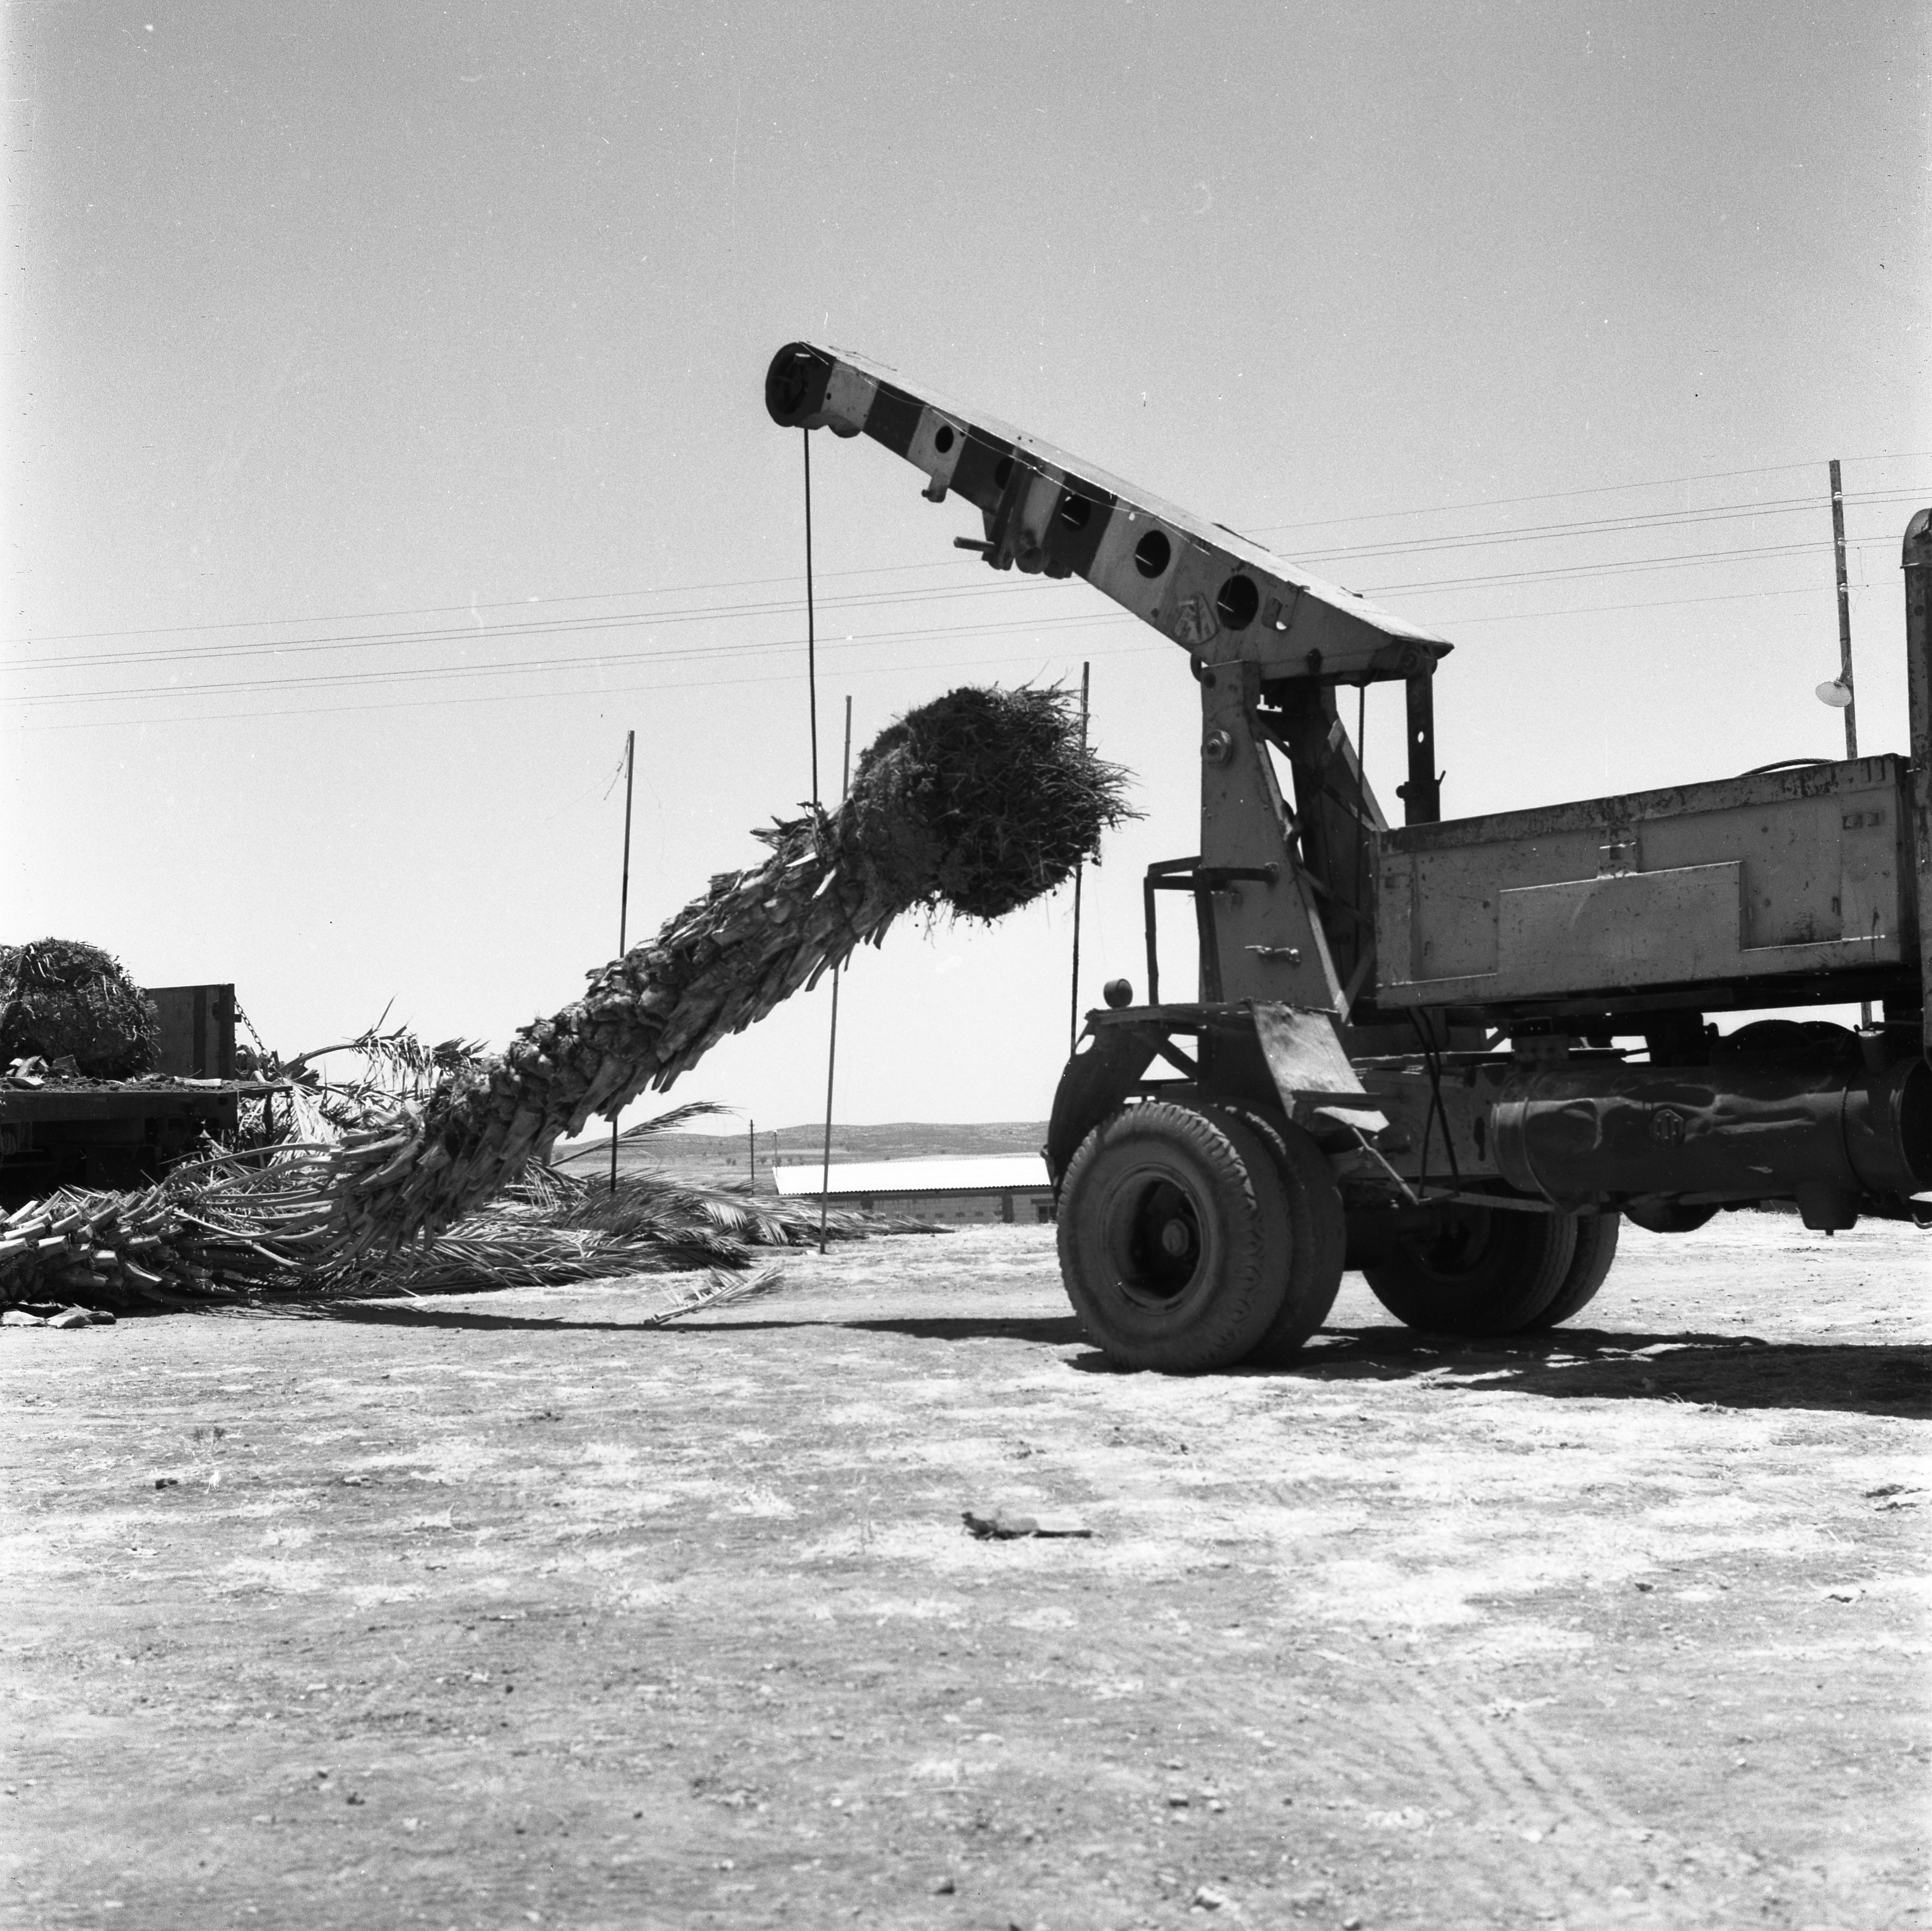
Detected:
left=771, top=1154, right=1054, bottom=1224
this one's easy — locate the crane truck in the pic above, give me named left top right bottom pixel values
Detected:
left=766, top=342, right=1931, bottom=1373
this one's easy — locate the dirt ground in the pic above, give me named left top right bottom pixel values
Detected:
left=3, top=1214, right=1928, bottom=1931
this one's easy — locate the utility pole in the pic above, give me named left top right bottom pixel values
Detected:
left=610, top=727, right=635, bottom=1195
left=1831, top=459, right=1859, bottom=759
left=818, top=696, right=852, bottom=1253
left=1829, top=461, right=1874, bottom=1027
left=1069, top=662, right=1091, bottom=1054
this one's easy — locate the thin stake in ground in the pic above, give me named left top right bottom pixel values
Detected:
left=1069, top=660, right=1090, bottom=1055
left=611, top=726, right=635, bottom=1195
left=820, top=695, right=852, bottom=1254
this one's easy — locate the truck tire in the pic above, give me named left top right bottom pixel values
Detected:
left=1361, top=1199, right=1579, bottom=1336
left=1526, top=1210, right=1621, bottom=1329
left=1057, top=1102, right=1291, bottom=1373
left=1201, top=1106, right=1347, bottom=1363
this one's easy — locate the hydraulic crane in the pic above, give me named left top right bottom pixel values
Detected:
left=767, top=341, right=1932, bottom=1373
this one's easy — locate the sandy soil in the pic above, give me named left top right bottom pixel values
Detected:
left=3, top=1214, right=1928, bottom=1931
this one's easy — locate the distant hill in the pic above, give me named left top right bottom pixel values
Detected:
left=549, top=1120, right=1048, bottom=1189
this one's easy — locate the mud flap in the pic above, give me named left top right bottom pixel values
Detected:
left=1250, top=1001, right=1389, bottom=1137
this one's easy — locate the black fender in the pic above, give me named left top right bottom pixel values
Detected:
left=1045, top=1027, right=1160, bottom=1188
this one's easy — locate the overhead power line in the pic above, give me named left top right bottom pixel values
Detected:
left=11, top=627, right=1152, bottom=733
left=0, top=554, right=978, bottom=649
left=7, top=528, right=1898, bottom=713
left=10, top=575, right=1037, bottom=675
left=2, top=573, right=1848, bottom=738
left=1443, top=582, right=1831, bottom=626
left=10, top=493, right=1910, bottom=688
left=9, top=456, right=1924, bottom=652
left=7, top=606, right=1140, bottom=710
left=3, top=573, right=1862, bottom=736
left=1247, top=451, right=1932, bottom=537
left=1361, top=534, right=1882, bottom=598
left=1291, top=488, right=1922, bottom=568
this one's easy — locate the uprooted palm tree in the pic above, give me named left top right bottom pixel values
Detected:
left=0, top=685, right=1132, bottom=1307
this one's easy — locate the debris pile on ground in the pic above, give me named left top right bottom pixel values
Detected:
left=0, top=939, right=158, bottom=1078
left=0, top=1146, right=907, bottom=1318
left=0, top=684, right=1128, bottom=1310
left=961, top=1506, right=1093, bottom=1540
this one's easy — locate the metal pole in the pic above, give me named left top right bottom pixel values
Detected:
left=1830, top=459, right=1859, bottom=759
left=1400, top=674, right=1441, bottom=825
left=1353, top=678, right=1370, bottom=1004
left=1830, top=462, right=1876, bottom=1027
left=1069, top=662, right=1090, bottom=1054
left=1903, top=509, right=1932, bottom=1062
left=610, top=727, right=635, bottom=1194
left=804, top=430, right=821, bottom=810
left=818, top=695, right=852, bottom=1253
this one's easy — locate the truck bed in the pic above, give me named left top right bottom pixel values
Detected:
left=0, top=1079, right=288, bottom=1204
left=1374, top=756, right=1918, bottom=1015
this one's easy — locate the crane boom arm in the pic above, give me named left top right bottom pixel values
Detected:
left=765, top=341, right=1451, bottom=687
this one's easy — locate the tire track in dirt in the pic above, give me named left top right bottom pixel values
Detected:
left=1062, top=1602, right=1654, bottom=1925
left=1400, top=1677, right=1631, bottom=1833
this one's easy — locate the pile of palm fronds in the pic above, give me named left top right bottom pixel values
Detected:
left=278, top=1017, right=489, bottom=1108
left=337, top=1167, right=899, bottom=1302
left=0, top=939, right=158, bottom=1077
left=225, top=1018, right=491, bottom=1154
left=0, top=683, right=1127, bottom=1310
left=0, top=1137, right=912, bottom=1316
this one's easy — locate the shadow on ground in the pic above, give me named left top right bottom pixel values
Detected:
left=317, top=1300, right=1929, bottom=1417
left=1070, top=1323, right=1932, bottom=1418
left=316, top=1304, right=1088, bottom=1344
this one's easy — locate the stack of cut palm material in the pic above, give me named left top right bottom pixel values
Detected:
left=0, top=686, right=1129, bottom=1311
left=0, top=938, right=158, bottom=1076
left=0, top=1147, right=888, bottom=1317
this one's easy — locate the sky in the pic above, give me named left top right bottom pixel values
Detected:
left=4, top=0, right=1927, bottom=1134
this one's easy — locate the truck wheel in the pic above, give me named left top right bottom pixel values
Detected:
left=1057, top=1102, right=1290, bottom=1372
left=1361, top=1200, right=1579, bottom=1336
left=1526, top=1210, right=1621, bottom=1329
left=1203, top=1107, right=1347, bottom=1363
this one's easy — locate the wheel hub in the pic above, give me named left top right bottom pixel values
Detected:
left=1107, top=1175, right=1202, bottom=1305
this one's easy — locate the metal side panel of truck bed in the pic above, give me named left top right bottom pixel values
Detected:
left=1374, top=755, right=1917, bottom=1012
